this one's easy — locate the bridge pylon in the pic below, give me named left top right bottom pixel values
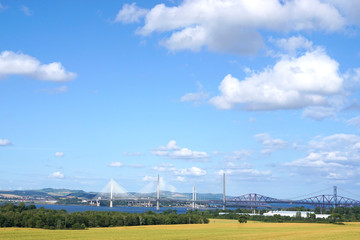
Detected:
left=156, top=174, right=160, bottom=211
left=223, top=173, right=226, bottom=210
left=333, top=186, right=337, bottom=208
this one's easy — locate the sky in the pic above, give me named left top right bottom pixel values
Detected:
left=1, top=0, right=360, bottom=199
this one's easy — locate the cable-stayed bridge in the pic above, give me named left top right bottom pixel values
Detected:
left=93, top=175, right=360, bottom=210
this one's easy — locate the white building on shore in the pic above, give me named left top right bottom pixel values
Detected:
left=263, top=211, right=330, bottom=219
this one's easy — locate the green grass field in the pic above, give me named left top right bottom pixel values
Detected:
left=1, top=219, right=360, bottom=240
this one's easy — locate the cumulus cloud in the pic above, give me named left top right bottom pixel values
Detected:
left=54, top=152, right=65, bottom=157
left=0, top=51, right=76, bottom=82
left=255, top=133, right=287, bottom=154
left=216, top=168, right=271, bottom=180
left=347, top=116, right=360, bottom=128
left=151, top=140, right=209, bottom=161
left=115, top=3, right=148, bottom=23
left=210, top=48, right=343, bottom=111
left=108, top=162, right=124, bottom=167
left=180, top=82, right=209, bottom=105
left=327, top=0, right=360, bottom=25
left=224, top=150, right=252, bottom=161
left=153, top=163, right=206, bottom=176
left=119, top=0, right=346, bottom=54
left=302, top=106, right=336, bottom=120
left=142, top=175, right=156, bottom=182
left=49, top=171, right=64, bottom=179
left=174, top=166, right=206, bottom=176
left=0, top=139, right=11, bottom=146
left=271, top=35, right=313, bottom=55
left=176, top=176, right=185, bottom=182
left=285, top=134, right=360, bottom=181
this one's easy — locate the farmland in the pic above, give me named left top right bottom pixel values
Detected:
left=1, top=219, right=360, bottom=240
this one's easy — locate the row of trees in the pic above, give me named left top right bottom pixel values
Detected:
left=0, top=204, right=209, bottom=229
left=187, top=206, right=360, bottom=224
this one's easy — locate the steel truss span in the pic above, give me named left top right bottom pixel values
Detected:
left=225, top=193, right=360, bottom=208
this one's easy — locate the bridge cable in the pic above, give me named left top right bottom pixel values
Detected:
left=287, top=187, right=333, bottom=200
left=337, top=187, right=360, bottom=200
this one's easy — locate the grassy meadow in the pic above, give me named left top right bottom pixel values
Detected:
left=1, top=219, right=360, bottom=240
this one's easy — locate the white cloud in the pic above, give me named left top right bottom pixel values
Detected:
left=216, top=168, right=271, bottom=180
left=309, top=134, right=360, bottom=150
left=165, top=140, right=180, bottom=150
left=347, top=116, right=360, bottom=128
left=174, top=166, right=206, bottom=176
left=54, top=152, right=65, bottom=157
left=176, top=176, right=185, bottom=182
left=180, top=92, right=209, bottom=103
left=0, top=51, right=76, bottom=82
left=180, top=82, right=209, bottom=105
left=171, top=148, right=209, bottom=160
left=53, top=85, right=68, bottom=93
left=210, top=48, right=343, bottom=111
left=20, top=5, right=33, bottom=16
left=49, top=171, right=64, bottom=179
left=285, top=152, right=346, bottom=168
left=152, top=164, right=206, bottom=176
left=121, top=0, right=345, bottom=54
left=153, top=163, right=175, bottom=172
left=271, top=35, right=313, bottom=55
left=151, top=140, right=209, bottom=161
left=108, top=162, right=124, bottom=167
left=115, top=3, right=148, bottom=23
left=327, top=0, right=360, bottom=25
left=302, top=106, right=336, bottom=120
left=0, top=139, right=11, bottom=146
left=255, top=133, right=287, bottom=154
left=142, top=175, right=156, bottom=182
left=224, top=150, right=252, bottom=161
left=285, top=134, right=360, bottom=181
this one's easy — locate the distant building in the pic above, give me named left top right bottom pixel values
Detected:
left=264, top=211, right=330, bottom=219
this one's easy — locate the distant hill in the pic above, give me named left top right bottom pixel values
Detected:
left=0, top=188, right=228, bottom=201
left=0, top=188, right=97, bottom=200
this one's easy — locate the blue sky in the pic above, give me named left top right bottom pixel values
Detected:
left=1, top=0, right=360, bottom=198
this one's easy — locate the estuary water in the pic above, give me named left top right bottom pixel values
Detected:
left=35, top=204, right=194, bottom=214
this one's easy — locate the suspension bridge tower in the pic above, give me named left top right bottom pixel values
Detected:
left=110, top=178, right=114, bottom=208
left=223, top=173, right=226, bottom=210
left=156, top=174, right=160, bottom=211
left=333, top=186, right=338, bottom=208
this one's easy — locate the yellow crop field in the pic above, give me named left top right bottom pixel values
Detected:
left=1, top=219, right=360, bottom=240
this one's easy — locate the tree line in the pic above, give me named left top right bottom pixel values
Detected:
left=0, top=204, right=209, bottom=229
left=187, top=206, right=360, bottom=224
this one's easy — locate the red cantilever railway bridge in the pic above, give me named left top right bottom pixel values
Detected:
left=213, top=193, right=360, bottom=209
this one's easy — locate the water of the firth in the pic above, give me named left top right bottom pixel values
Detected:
left=35, top=204, right=201, bottom=213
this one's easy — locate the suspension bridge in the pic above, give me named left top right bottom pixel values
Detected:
left=92, top=174, right=360, bottom=210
